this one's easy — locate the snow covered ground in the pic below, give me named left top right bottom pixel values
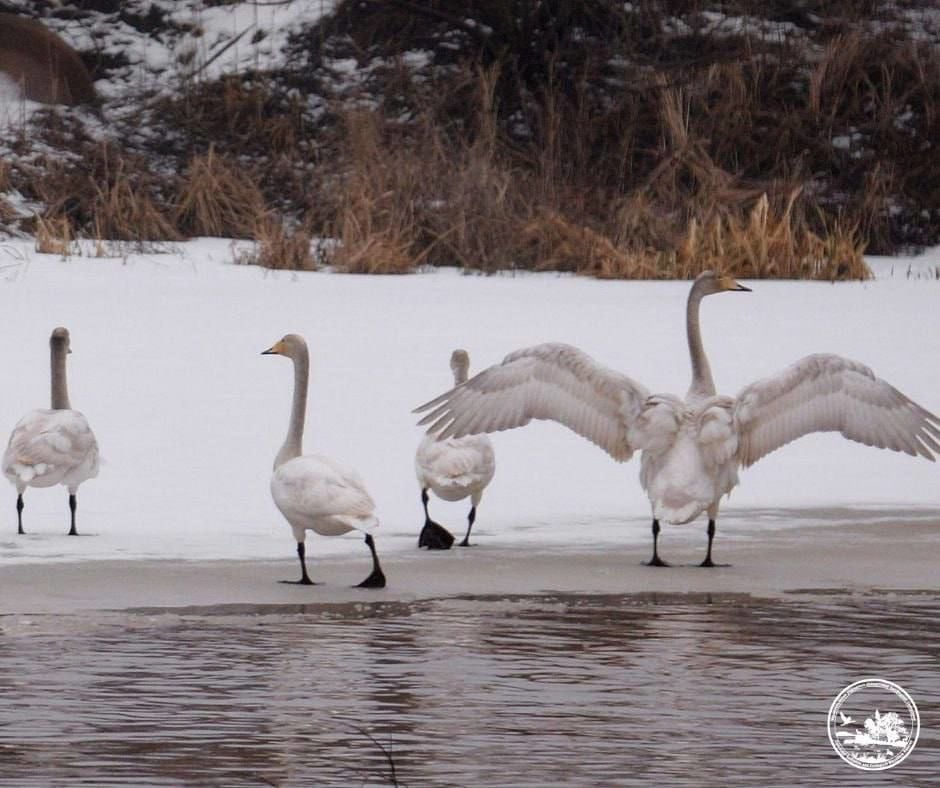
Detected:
left=0, top=238, right=937, bottom=567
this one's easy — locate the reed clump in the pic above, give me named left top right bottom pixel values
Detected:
left=34, top=214, right=72, bottom=257
left=175, top=147, right=267, bottom=239
left=249, top=217, right=317, bottom=271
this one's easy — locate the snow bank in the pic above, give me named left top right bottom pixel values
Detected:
left=0, top=239, right=937, bottom=566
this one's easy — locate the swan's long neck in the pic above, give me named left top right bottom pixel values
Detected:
left=276, top=349, right=308, bottom=468
left=686, top=282, right=716, bottom=399
left=51, top=345, right=71, bottom=410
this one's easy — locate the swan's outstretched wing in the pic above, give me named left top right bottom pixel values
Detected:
left=415, top=343, right=650, bottom=461
left=734, top=353, right=940, bottom=467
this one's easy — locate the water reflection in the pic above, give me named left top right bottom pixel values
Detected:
left=0, top=592, right=936, bottom=785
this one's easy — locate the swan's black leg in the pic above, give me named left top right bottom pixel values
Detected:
left=16, top=494, right=24, bottom=535
left=458, top=506, right=476, bottom=547
left=68, top=494, right=78, bottom=536
left=356, top=533, right=386, bottom=588
left=418, top=488, right=455, bottom=550
left=280, top=541, right=316, bottom=585
left=645, top=519, right=670, bottom=567
left=700, top=519, right=726, bottom=567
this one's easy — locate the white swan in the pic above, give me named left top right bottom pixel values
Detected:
left=415, top=350, right=496, bottom=549
left=263, top=333, right=385, bottom=588
left=415, top=271, right=940, bottom=566
left=3, top=327, right=99, bottom=536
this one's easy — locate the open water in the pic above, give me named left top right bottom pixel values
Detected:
left=0, top=591, right=937, bottom=786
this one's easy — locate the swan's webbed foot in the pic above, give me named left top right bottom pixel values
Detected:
left=356, top=568, right=386, bottom=589
left=280, top=577, right=318, bottom=586
left=419, top=519, right=455, bottom=550
left=458, top=536, right=472, bottom=547
left=356, top=533, right=386, bottom=588
left=645, top=554, right=671, bottom=568
left=698, top=558, right=730, bottom=568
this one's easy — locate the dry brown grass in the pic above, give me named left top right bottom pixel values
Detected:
left=35, top=214, right=72, bottom=257
left=24, top=146, right=181, bottom=246
left=91, top=159, right=181, bottom=243
left=11, top=2, right=930, bottom=276
left=175, top=147, right=267, bottom=239
left=247, top=217, right=317, bottom=271
left=521, top=210, right=659, bottom=278
left=322, top=111, right=422, bottom=274
left=678, top=194, right=868, bottom=281
left=159, top=77, right=307, bottom=159
left=309, top=90, right=872, bottom=280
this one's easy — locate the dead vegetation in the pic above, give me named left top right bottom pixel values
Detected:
left=34, top=214, right=72, bottom=257
left=241, top=217, right=317, bottom=271
left=175, top=147, right=266, bottom=239
left=3, top=0, right=938, bottom=277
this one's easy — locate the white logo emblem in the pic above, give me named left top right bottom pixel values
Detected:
left=828, top=679, right=919, bottom=770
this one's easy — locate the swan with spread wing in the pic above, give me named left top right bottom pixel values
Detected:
left=414, top=271, right=940, bottom=566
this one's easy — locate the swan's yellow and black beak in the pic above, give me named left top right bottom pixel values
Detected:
left=719, top=275, right=751, bottom=292
left=261, top=340, right=286, bottom=356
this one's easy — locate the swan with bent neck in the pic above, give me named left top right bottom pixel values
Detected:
left=3, top=327, right=99, bottom=535
left=415, top=270, right=940, bottom=566
left=415, top=349, right=495, bottom=550
left=263, top=333, right=385, bottom=588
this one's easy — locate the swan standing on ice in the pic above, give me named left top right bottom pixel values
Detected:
left=263, top=334, right=386, bottom=588
left=416, top=350, right=495, bottom=549
left=415, top=271, right=940, bottom=566
left=3, top=327, right=99, bottom=535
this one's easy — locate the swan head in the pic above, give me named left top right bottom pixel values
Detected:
left=262, top=333, right=308, bottom=360
left=50, top=326, right=72, bottom=354
left=694, top=270, right=751, bottom=295
left=450, top=349, right=470, bottom=373
left=450, top=349, right=470, bottom=384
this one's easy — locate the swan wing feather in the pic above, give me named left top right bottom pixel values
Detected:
left=734, top=353, right=940, bottom=467
left=273, top=455, right=376, bottom=521
left=415, top=343, right=650, bottom=461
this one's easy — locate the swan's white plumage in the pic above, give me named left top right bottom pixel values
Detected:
left=263, top=332, right=385, bottom=587
left=415, top=274, right=940, bottom=544
left=271, top=453, right=378, bottom=540
left=632, top=396, right=740, bottom=524
left=415, top=433, right=495, bottom=502
left=418, top=343, right=650, bottom=462
left=4, top=327, right=98, bottom=538
left=3, top=409, right=99, bottom=491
